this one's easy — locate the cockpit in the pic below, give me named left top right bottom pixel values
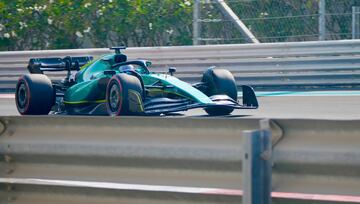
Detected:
left=77, top=53, right=150, bottom=82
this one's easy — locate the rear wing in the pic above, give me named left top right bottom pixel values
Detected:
left=27, top=56, right=93, bottom=74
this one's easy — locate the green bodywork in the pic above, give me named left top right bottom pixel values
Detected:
left=64, top=54, right=213, bottom=105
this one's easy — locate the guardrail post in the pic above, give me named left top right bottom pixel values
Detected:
left=243, top=127, right=272, bottom=204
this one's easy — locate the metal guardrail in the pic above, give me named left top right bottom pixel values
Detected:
left=0, top=40, right=360, bottom=92
left=0, top=116, right=359, bottom=203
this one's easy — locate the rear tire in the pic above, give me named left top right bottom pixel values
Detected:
left=201, top=68, right=238, bottom=116
left=106, top=73, right=144, bottom=116
left=15, top=74, right=55, bottom=115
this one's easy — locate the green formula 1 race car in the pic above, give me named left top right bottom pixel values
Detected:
left=15, top=47, right=258, bottom=116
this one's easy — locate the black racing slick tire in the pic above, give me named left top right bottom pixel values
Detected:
left=106, top=73, right=144, bottom=116
left=15, top=74, right=55, bottom=115
left=201, top=68, right=238, bottom=116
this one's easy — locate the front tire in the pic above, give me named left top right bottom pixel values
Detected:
left=15, top=74, right=55, bottom=115
left=201, top=68, right=238, bottom=116
left=106, top=73, right=144, bottom=116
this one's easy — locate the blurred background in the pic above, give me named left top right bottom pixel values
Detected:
left=0, top=0, right=359, bottom=50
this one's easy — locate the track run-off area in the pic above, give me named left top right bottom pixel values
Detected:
left=1, top=91, right=359, bottom=119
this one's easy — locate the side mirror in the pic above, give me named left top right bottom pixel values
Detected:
left=168, top=67, right=176, bottom=76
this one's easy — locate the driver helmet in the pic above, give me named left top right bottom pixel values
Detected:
left=119, top=64, right=134, bottom=72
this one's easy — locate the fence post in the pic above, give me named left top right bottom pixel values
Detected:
left=193, top=0, right=201, bottom=45
left=353, top=7, right=360, bottom=39
left=215, top=0, right=259, bottom=43
left=243, top=127, right=272, bottom=204
left=319, top=0, right=326, bottom=41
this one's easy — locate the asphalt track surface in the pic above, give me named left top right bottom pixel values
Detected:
left=1, top=93, right=359, bottom=119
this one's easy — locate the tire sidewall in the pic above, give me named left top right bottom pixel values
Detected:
left=15, top=77, right=31, bottom=115
left=106, top=73, right=144, bottom=116
left=106, top=76, right=123, bottom=116
left=15, top=74, right=54, bottom=115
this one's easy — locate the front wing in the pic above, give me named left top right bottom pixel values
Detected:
left=143, top=85, right=258, bottom=115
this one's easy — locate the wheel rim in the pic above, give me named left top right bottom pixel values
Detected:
left=109, top=83, right=121, bottom=112
left=17, top=82, right=28, bottom=111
